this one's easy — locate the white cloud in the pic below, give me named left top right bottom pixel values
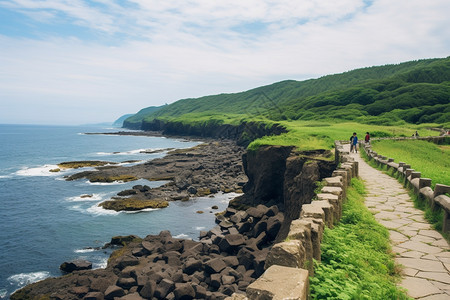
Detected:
left=0, top=0, right=449, bottom=124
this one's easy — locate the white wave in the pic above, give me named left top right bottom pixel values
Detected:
left=85, top=204, right=120, bottom=216
left=86, top=180, right=127, bottom=186
left=74, top=248, right=96, bottom=253
left=0, top=175, right=11, bottom=179
left=125, top=208, right=161, bottom=214
left=66, top=193, right=105, bottom=202
left=96, top=152, right=111, bottom=156
left=96, top=148, right=156, bottom=156
left=15, top=165, right=60, bottom=177
left=0, top=288, right=7, bottom=298
left=8, top=271, right=51, bottom=286
left=174, top=233, right=190, bottom=239
left=93, top=257, right=108, bottom=269
left=116, top=160, right=145, bottom=167
left=195, top=226, right=206, bottom=230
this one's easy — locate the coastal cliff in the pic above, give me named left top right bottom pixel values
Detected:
left=127, top=118, right=287, bottom=147
left=233, top=146, right=335, bottom=220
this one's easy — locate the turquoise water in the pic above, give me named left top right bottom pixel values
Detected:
left=0, top=124, right=235, bottom=298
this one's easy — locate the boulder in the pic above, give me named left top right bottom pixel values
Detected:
left=104, top=285, right=125, bottom=299
left=139, top=281, right=156, bottom=299
left=173, top=283, right=195, bottom=300
left=60, top=259, right=92, bottom=273
left=187, top=186, right=197, bottom=194
left=246, top=205, right=269, bottom=219
left=205, top=258, right=227, bottom=274
left=183, top=258, right=203, bottom=275
left=83, top=292, right=105, bottom=300
left=116, top=277, right=136, bottom=289
left=117, top=293, right=144, bottom=300
left=154, top=279, right=175, bottom=299
left=218, top=234, right=246, bottom=252
left=114, top=255, right=139, bottom=270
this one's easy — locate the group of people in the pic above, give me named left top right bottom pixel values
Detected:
left=350, top=132, right=370, bottom=153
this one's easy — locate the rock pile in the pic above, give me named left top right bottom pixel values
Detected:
left=11, top=204, right=284, bottom=300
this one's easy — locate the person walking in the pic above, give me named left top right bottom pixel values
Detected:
left=352, top=132, right=358, bottom=153
left=350, top=134, right=355, bottom=152
left=365, top=132, right=370, bottom=144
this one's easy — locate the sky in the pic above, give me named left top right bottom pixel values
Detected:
left=0, top=0, right=449, bottom=125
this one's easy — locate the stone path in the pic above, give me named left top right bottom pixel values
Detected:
left=348, top=147, right=450, bottom=299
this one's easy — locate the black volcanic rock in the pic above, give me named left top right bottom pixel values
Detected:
left=60, top=259, right=92, bottom=273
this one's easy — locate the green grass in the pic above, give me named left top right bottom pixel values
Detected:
left=310, top=178, right=410, bottom=300
left=248, top=121, right=438, bottom=151
left=370, top=139, right=450, bottom=187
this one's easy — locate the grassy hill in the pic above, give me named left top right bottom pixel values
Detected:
left=123, top=105, right=167, bottom=129
left=123, top=57, right=450, bottom=149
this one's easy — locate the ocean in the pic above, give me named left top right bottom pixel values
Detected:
left=0, top=124, right=237, bottom=299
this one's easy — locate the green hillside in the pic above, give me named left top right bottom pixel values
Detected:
left=123, top=105, right=167, bottom=129
left=123, top=57, right=449, bottom=149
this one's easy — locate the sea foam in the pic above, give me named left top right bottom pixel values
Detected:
left=15, top=165, right=60, bottom=177
left=8, top=271, right=51, bottom=286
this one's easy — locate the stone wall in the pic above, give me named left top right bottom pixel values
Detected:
left=229, top=141, right=358, bottom=300
left=361, top=142, right=450, bottom=233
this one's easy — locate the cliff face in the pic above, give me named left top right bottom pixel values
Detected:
left=236, top=146, right=336, bottom=219
left=137, top=119, right=287, bottom=147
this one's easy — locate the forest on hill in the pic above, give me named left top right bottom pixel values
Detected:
left=124, top=57, right=449, bottom=130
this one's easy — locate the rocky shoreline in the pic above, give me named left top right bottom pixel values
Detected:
left=11, top=131, right=337, bottom=299
left=11, top=204, right=283, bottom=300
left=64, top=139, right=247, bottom=211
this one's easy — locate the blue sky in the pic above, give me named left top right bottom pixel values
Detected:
left=0, top=0, right=449, bottom=125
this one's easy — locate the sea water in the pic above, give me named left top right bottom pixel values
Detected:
left=0, top=124, right=237, bottom=298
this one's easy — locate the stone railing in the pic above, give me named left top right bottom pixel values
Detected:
left=228, top=141, right=358, bottom=299
left=370, top=135, right=449, bottom=145
left=361, top=142, right=450, bottom=233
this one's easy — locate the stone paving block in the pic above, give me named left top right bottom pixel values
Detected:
left=409, top=222, right=433, bottom=230
left=396, top=258, right=447, bottom=272
left=411, top=234, right=437, bottom=244
left=431, top=280, right=450, bottom=293
left=416, top=271, right=450, bottom=284
left=433, top=239, right=450, bottom=248
left=389, top=230, right=409, bottom=244
left=420, top=230, right=445, bottom=239
left=402, top=267, right=419, bottom=276
left=400, top=251, right=425, bottom=259
left=397, top=241, right=444, bottom=254
left=378, top=220, right=405, bottom=229
left=422, top=254, right=439, bottom=261
left=399, top=276, right=442, bottom=298
left=418, top=293, right=450, bottom=300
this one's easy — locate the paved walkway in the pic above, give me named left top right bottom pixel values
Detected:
left=349, top=148, right=450, bottom=299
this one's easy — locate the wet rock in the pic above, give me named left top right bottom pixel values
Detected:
left=60, top=259, right=92, bottom=273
